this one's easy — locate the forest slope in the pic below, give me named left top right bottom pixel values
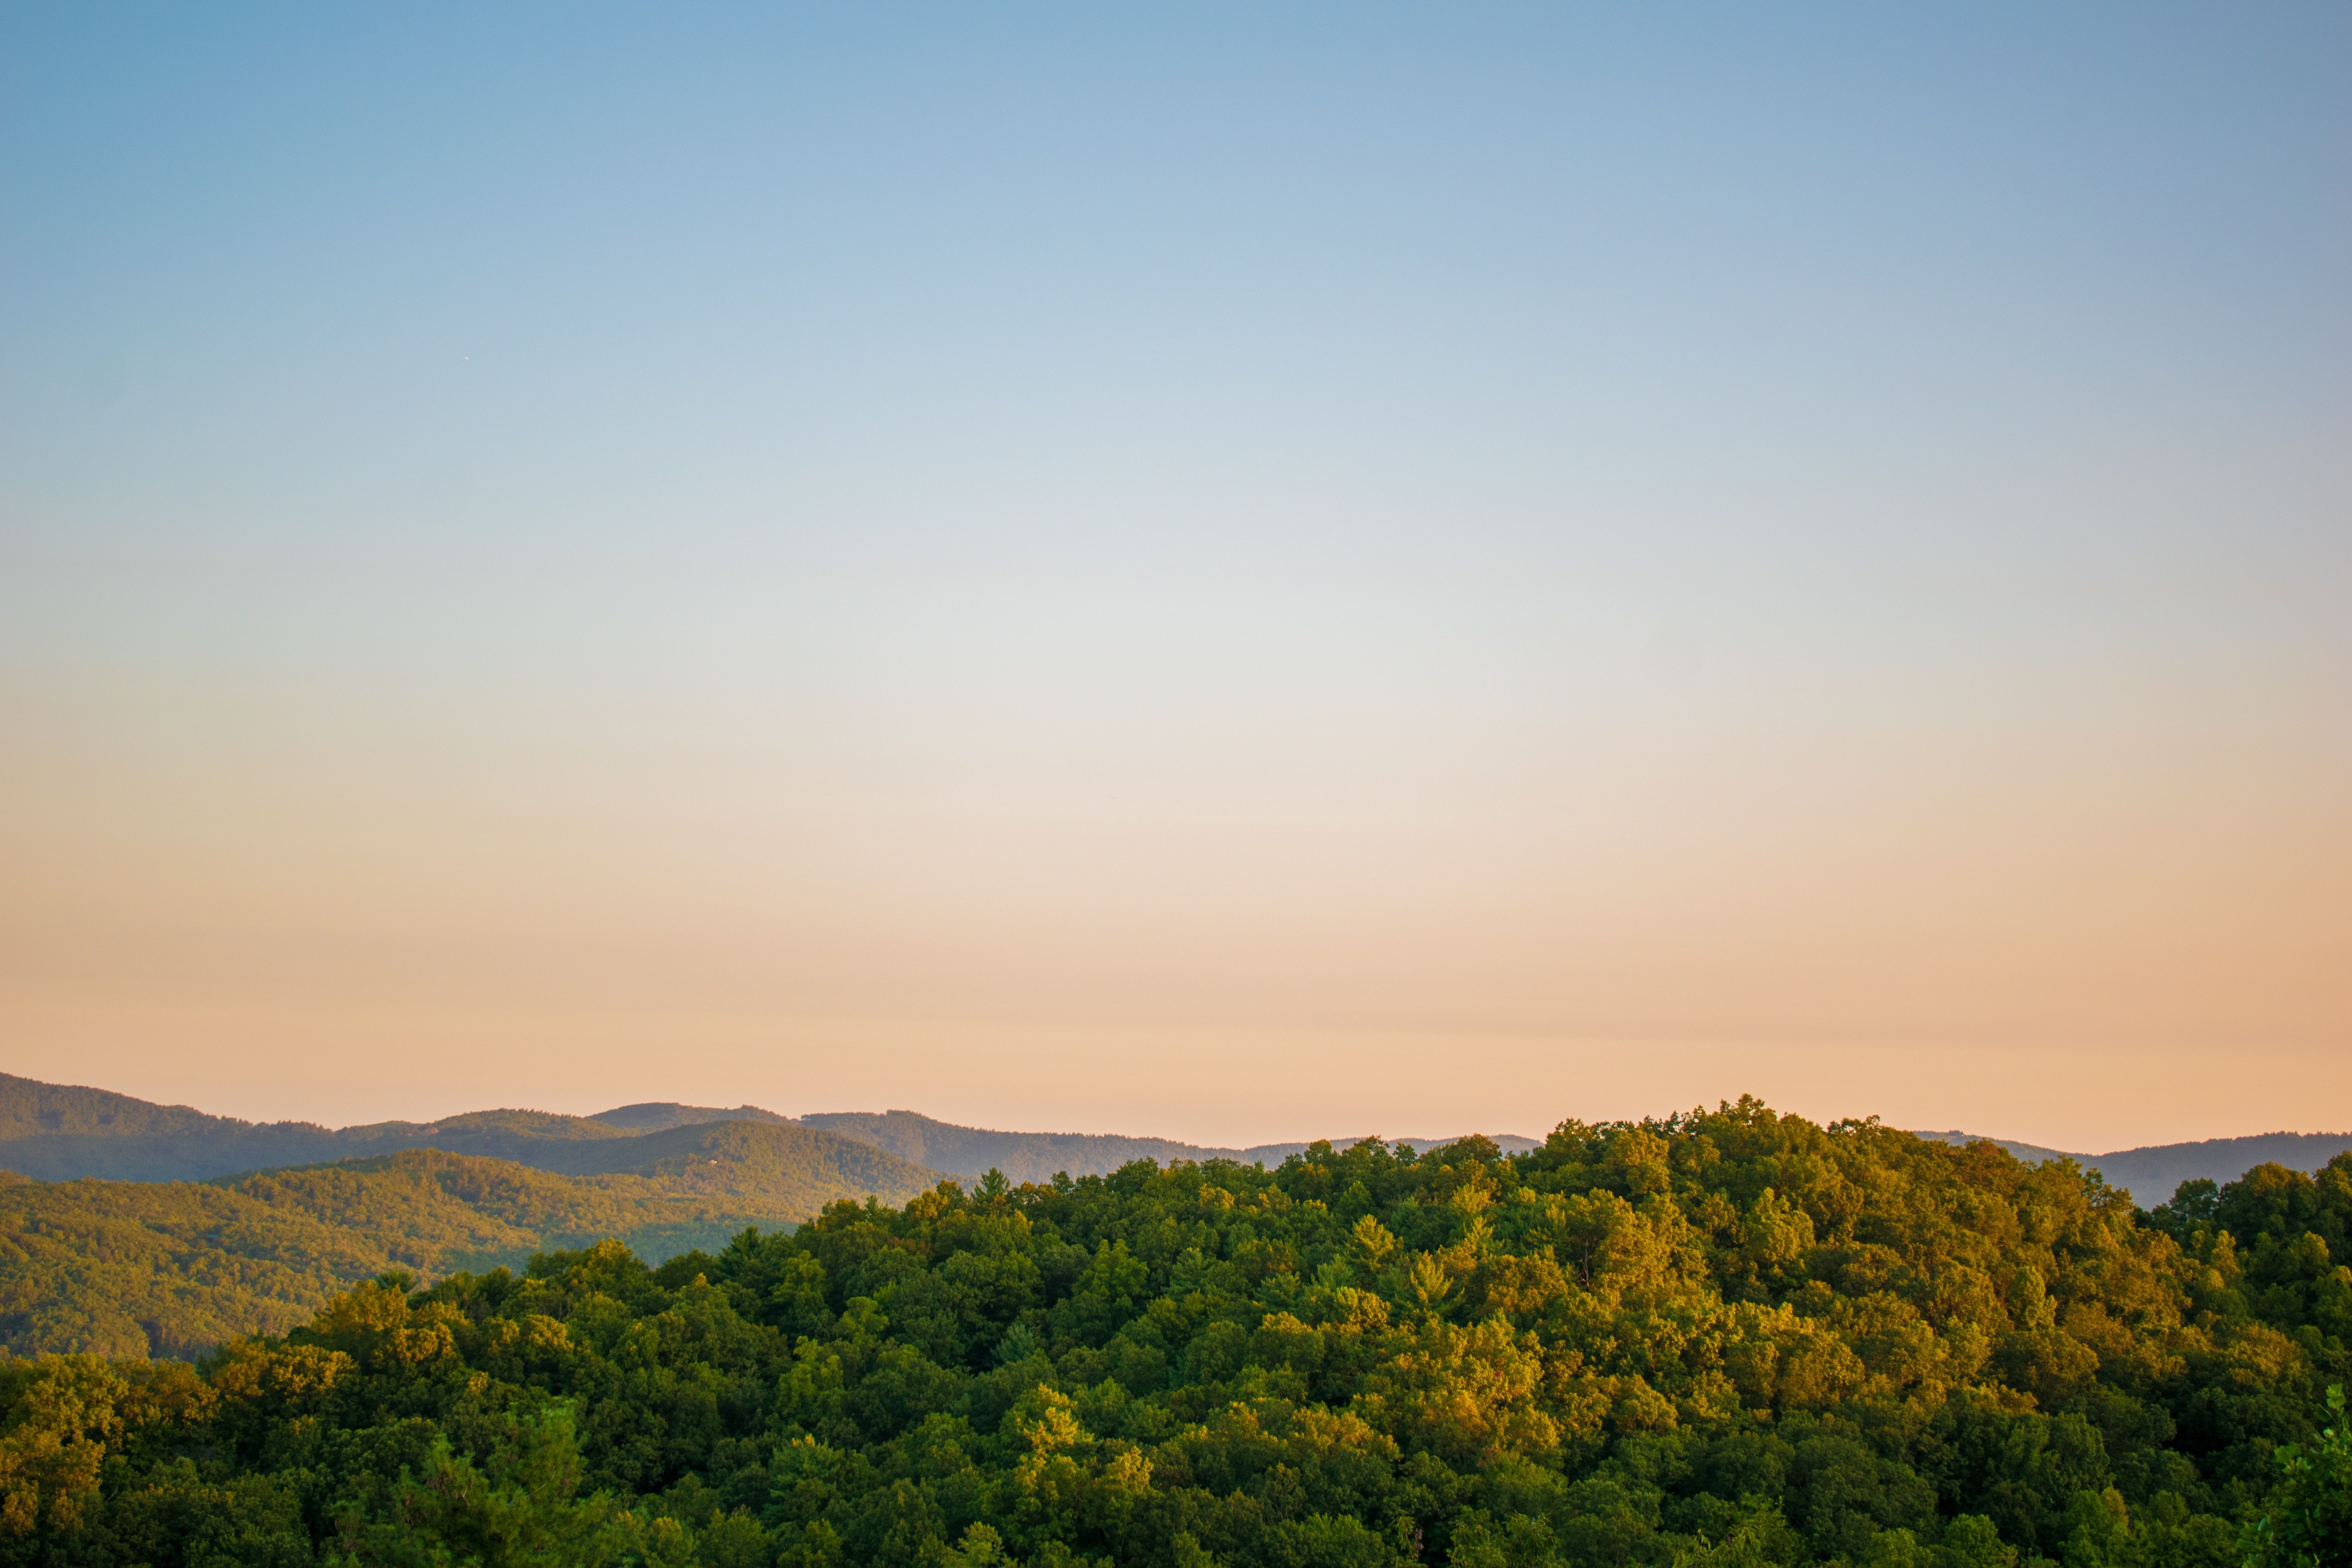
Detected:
left=0, top=1127, right=944, bottom=1358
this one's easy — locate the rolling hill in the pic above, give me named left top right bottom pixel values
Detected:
left=0, top=1121, right=947, bottom=1359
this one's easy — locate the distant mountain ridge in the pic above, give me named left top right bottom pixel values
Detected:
left=588, top=1102, right=794, bottom=1132
left=0, top=1075, right=1538, bottom=1187
left=0, top=1076, right=943, bottom=1213
left=1914, top=1128, right=2352, bottom=1204
left=0, top=1073, right=249, bottom=1142
left=796, top=1109, right=1539, bottom=1184
left=0, top=1077, right=642, bottom=1183
left=16, top=1073, right=2339, bottom=1206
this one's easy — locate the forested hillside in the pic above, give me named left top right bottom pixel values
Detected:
left=0, top=1128, right=946, bottom=1359
left=3, top=1102, right=2345, bottom=1567
left=0, top=1074, right=241, bottom=1141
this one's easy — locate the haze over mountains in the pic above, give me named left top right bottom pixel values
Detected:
left=0, top=1073, right=1535, bottom=1187
left=7, top=1073, right=2347, bottom=1201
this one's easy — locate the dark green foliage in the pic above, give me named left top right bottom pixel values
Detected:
left=1, top=1102, right=2347, bottom=1567
left=2244, top=1385, right=2352, bottom=1568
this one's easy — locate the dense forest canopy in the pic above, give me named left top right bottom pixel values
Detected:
left=2, top=1101, right=2346, bottom=1567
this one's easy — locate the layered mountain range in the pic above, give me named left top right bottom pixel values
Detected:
left=0, top=1072, right=1540, bottom=1358
left=5, top=1069, right=2347, bottom=1362
left=0, top=1072, right=1535, bottom=1186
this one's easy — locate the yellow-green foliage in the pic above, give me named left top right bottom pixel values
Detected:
left=0, top=1100, right=2346, bottom=1568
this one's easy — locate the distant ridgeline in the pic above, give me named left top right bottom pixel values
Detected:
left=0, top=1074, right=1533, bottom=1186
left=796, top=1109, right=1539, bottom=1186
left=0, top=1074, right=800, bottom=1183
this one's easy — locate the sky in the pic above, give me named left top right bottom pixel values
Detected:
left=2, top=4, right=2347, bottom=1152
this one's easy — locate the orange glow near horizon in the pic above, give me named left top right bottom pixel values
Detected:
left=4, top=576, right=2344, bottom=1153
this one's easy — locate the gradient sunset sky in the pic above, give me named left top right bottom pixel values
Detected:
left=3, top=5, right=2347, bottom=1150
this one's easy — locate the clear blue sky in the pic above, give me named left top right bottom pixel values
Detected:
left=2, top=5, right=2347, bottom=1145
